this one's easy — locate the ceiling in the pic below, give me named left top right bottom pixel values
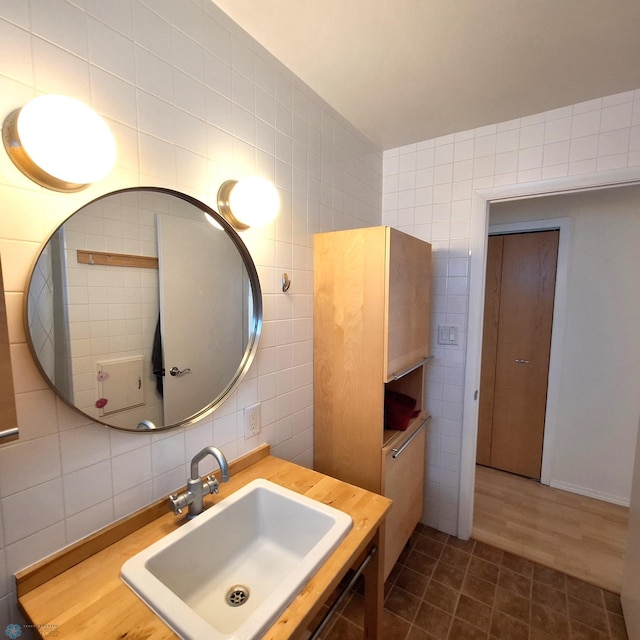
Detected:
left=212, top=1, right=640, bottom=150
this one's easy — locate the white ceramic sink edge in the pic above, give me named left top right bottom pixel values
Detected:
left=121, top=478, right=353, bottom=640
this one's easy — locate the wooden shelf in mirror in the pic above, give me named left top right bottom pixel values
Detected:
left=76, top=250, right=159, bottom=269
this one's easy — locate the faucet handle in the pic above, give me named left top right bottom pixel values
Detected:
left=169, top=493, right=188, bottom=515
left=203, top=475, right=220, bottom=496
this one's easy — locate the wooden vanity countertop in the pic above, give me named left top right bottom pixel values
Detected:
left=16, top=445, right=391, bottom=639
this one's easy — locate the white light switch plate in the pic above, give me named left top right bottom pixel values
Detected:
left=437, top=325, right=459, bottom=345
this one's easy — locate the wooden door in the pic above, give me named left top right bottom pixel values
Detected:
left=477, top=230, right=559, bottom=479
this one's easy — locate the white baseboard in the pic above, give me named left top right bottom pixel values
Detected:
left=549, top=480, right=630, bottom=507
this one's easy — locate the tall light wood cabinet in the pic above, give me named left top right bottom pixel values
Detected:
left=313, top=226, right=432, bottom=577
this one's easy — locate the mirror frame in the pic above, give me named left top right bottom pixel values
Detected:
left=24, top=187, right=263, bottom=432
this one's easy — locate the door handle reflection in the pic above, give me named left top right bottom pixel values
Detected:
left=169, top=366, right=191, bottom=377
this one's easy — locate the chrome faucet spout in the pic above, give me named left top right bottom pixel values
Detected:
left=190, top=446, right=230, bottom=482
left=169, top=446, right=230, bottom=518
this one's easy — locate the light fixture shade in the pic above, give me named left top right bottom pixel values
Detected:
left=217, top=177, right=280, bottom=230
left=2, top=95, right=116, bottom=192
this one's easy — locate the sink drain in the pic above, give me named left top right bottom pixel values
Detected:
left=226, top=584, right=250, bottom=607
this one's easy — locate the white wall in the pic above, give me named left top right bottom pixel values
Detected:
left=0, top=0, right=381, bottom=629
left=490, top=186, right=640, bottom=505
left=383, top=89, right=640, bottom=534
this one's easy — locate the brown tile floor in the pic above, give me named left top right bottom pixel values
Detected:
left=315, top=524, right=628, bottom=640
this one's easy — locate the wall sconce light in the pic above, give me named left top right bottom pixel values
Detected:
left=2, top=95, right=116, bottom=192
left=217, top=177, right=280, bottom=230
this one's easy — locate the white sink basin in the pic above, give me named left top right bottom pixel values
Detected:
left=121, top=478, right=352, bottom=640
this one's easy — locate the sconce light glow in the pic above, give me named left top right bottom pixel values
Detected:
left=203, top=212, right=224, bottom=230
left=217, top=177, right=280, bottom=230
left=2, top=95, right=116, bottom=192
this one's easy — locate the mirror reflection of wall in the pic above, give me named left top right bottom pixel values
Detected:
left=25, top=188, right=262, bottom=432
left=61, top=191, right=163, bottom=428
left=27, top=233, right=72, bottom=396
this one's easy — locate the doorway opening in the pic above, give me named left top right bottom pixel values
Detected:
left=463, top=182, right=640, bottom=592
left=460, top=168, right=640, bottom=543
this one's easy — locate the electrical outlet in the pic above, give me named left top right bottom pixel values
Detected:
left=244, top=403, right=261, bottom=439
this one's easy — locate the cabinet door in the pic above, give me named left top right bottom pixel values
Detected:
left=382, top=421, right=426, bottom=578
left=385, top=228, right=431, bottom=380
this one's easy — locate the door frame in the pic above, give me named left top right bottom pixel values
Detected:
left=458, top=166, right=640, bottom=539
left=487, top=219, right=569, bottom=485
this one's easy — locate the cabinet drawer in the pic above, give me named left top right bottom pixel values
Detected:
left=381, top=420, right=427, bottom=578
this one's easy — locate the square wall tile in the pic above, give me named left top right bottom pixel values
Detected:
left=0, top=435, right=61, bottom=497
left=60, top=424, right=111, bottom=474
left=114, top=481, right=154, bottom=520
left=4, top=522, right=66, bottom=576
left=1, top=478, right=64, bottom=545
left=62, top=460, right=113, bottom=517
left=111, top=446, right=152, bottom=495
left=29, top=0, right=88, bottom=59
left=66, top=499, right=115, bottom=544
left=151, top=432, right=185, bottom=477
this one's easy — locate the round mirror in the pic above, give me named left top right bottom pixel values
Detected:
left=25, top=187, right=262, bottom=431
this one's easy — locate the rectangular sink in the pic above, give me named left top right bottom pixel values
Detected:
left=121, top=478, right=352, bottom=640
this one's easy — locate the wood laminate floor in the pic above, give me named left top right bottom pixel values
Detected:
left=472, top=465, right=629, bottom=594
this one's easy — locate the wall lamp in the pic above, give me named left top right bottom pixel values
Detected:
left=217, top=177, right=280, bottom=230
left=2, top=95, right=116, bottom=193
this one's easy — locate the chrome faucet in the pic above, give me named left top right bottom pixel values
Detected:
left=168, top=446, right=230, bottom=518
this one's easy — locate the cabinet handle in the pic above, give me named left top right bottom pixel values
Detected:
left=391, top=416, right=430, bottom=459
left=391, top=355, right=434, bottom=381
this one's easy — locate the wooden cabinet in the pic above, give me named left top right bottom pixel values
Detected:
left=313, top=226, right=431, bottom=577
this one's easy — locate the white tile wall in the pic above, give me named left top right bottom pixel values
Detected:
left=383, top=88, right=640, bottom=535
left=0, top=0, right=381, bottom=629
